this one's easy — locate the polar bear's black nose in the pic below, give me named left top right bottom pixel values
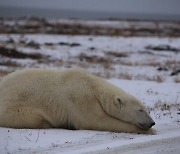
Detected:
left=150, top=122, right=155, bottom=127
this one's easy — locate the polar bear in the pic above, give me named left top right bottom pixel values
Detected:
left=0, top=68, right=156, bottom=134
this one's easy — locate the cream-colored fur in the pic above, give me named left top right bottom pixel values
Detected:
left=0, top=68, right=156, bottom=134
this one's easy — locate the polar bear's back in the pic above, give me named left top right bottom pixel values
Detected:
left=0, top=69, right=61, bottom=105
left=0, top=68, right=93, bottom=109
left=0, top=68, right=90, bottom=91
left=0, top=68, right=98, bottom=128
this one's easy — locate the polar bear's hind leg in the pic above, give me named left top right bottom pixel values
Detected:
left=0, top=105, right=52, bottom=129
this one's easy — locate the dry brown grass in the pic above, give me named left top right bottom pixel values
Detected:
left=0, top=46, right=43, bottom=59
left=118, top=60, right=135, bottom=66
left=93, top=71, right=112, bottom=79
left=148, top=100, right=180, bottom=115
left=106, top=51, right=128, bottom=58
left=0, top=60, right=21, bottom=67
left=136, top=75, right=164, bottom=83
left=1, top=18, right=180, bottom=37
left=118, top=72, right=132, bottom=80
left=149, top=75, right=164, bottom=83
left=154, top=102, right=171, bottom=111
left=78, top=53, right=112, bottom=69
left=164, top=60, right=180, bottom=66
left=118, top=60, right=161, bottom=67
left=145, top=62, right=162, bottom=67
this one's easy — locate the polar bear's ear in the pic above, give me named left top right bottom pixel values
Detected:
left=115, top=96, right=123, bottom=109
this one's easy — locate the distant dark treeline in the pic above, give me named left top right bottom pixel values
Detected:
left=0, top=17, right=180, bottom=37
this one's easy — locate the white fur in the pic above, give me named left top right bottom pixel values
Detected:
left=0, top=68, right=156, bottom=134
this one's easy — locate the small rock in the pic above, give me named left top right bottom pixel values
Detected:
left=130, top=137, right=133, bottom=139
left=70, top=43, right=81, bottom=47
left=171, top=69, right=180, bottom=76
left=157, top=67, right=168, bottom=71
left=89, top=47, right=95, bottom=50
left=58, top=42, right=69, bottom=46
left=44, top=42, right=54, bottom=46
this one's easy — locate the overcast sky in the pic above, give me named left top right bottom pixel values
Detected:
left=0, top=0, right=180, bottom=20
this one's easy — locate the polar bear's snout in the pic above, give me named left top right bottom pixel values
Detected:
left=151, top=121, right=155, bottom=127
left=138, top=120, right=155, bottom=130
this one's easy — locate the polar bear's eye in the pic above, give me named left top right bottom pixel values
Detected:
left=139, top=109, right=143, bottom=112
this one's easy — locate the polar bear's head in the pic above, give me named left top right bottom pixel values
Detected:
left=111, top=94, right=155, bottom=130
left=102, top=87, right=155, bottom=130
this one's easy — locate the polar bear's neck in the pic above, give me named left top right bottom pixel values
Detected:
left=92, top=76, right=117, bottom=113
left=91, top=75, right=127, bottom=119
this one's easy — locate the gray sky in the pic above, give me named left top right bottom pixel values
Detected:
left=0, top=0, right=180, bottom=20
left=1, top=0, right=180, bottom=14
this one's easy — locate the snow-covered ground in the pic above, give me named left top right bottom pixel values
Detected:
left=0, top=20, right=180, bottom=153
left=0, top=34, right=180, bottom=82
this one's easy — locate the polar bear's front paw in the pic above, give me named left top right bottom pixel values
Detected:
left=146, top=128, right=157, bottom=135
